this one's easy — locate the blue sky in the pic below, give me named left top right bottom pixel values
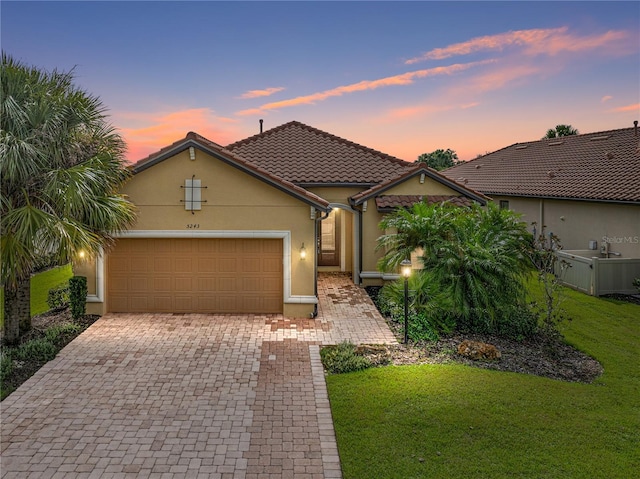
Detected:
left=2, top=1, right=639, bottom=161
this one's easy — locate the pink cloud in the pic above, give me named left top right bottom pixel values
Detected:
left=406, top=27, right=630, bottom=64
left=610, top=103, right=640, bottom=113
left=237, top=87, right=285, bottom=99
left=383, top=102, right=480, bottom=122
left=114, top=108, right=240, bottom=162
left=236, top=60, right=494, bottom=116
left=601, top=95, right=613, bottom=103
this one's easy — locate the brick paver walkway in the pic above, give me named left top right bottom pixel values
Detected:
left=1, top=273, right=396, bottom=478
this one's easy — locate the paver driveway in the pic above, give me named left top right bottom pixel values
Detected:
left=1, top=274, right=396, bottom=478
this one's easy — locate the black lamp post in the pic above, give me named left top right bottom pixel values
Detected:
left=400, top=259, right=412, bottom=344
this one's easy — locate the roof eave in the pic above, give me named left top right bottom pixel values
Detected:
left=480, top=191, right=640, bottom=205
left=133, top=138, right=330, bottom=212
left=351, top=167, right=488, bottom=206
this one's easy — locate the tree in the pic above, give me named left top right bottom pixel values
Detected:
left=377, top=202, right=534, bottom=335
left=544, top=124, right=578, bottom=139
left=1, top=54, right=136, bottom=344
left=415, top=148, right=462, bottom=171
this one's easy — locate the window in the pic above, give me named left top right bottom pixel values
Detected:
left=184, top=177, right=202, bottom=212
left=499, top=200, right=510, bottom=210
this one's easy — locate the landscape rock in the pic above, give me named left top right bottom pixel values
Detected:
left=457, top=340, right=501, bottom=360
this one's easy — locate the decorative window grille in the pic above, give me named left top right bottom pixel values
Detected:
left=181, top=175, right=207, bottom=213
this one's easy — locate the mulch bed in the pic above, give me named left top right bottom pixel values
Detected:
left=364, top=286, right=604, bottom=384
left=1, top=309, right=99, bottom=399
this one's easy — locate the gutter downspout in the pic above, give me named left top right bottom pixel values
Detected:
left=358, top=208, right=363, bottom=285
left=311, top=208, right=332, bottom=318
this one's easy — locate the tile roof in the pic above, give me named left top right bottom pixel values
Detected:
left=443, top=126, right=640, bottom=203
left=130, top=132, right=330, bottom=211
left=375, top=195, right=474, bottom=212
left=226, top=121, right=412, bottom=185
left=350, top=164, right=489, bottom=206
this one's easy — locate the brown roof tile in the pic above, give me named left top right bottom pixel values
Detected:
left=443, top=126, right=640, bottom=203
left=226, top=121, right=413, bottom=185
left=131, top=132, right=330, bottom=211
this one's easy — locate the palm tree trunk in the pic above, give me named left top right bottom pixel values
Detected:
left=3, top=277, right=31, bottom=344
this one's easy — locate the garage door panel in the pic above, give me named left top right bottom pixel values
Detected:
left=263, top=258, right=282, bottom=273
left=262, top=278, right=282, bottom=292
left=174, top=258, right=193, bottom=273
left=198, top=258, right=217, bottom=272
left=109, top=257, right=131, bottom=273
left=217, top=277, right=237, bottom=291
left=218, top=258, right=238, bottom=273
left=153, top=277, right=172, bottom=292
left=130, top=296, right=150, bottom=311
left=129, top=277, right=151, bottom=293
left=152, top=240, right=172, bottom=253
left=174, top=296, right=193, bottom=311
left=108, top=238, right=283, bottom=313
left=242, top=258, right=261, bottom=273
left=218, top=240, right=237, bottom=253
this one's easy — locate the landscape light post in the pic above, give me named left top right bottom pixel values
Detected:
left=400, top=259, right=412, bottom=344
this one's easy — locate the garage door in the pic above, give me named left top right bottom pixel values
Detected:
left=107, top=238, right=283, bottom=313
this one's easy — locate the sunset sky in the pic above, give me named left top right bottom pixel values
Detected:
left=2, top=1, right=639, bottom=162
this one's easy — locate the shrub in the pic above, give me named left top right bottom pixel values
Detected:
left=47, top=284, right=70, bottom=310
left=633, top=278, right=640, bottom=293
left=377, top=202, right=534, bottom=337
left=321, top=342, right=372, bottom=374
left=0, top=352, right=14, bottom=384
left=379, top=271, right=455, bottom=341
left=44, top=323, right=83, bottom=346
left=13, top=339, right=58, bottom=362
left=69, top=276, right=87, bottom=320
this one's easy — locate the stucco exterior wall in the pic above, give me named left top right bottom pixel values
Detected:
left=493, top=195, right=640, bottom=257
left=359, top=175, right=465, bottom=285
left=81, top=149, right=318, bottom=317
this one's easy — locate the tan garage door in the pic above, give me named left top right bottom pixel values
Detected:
left=107, top=238, right=283, bottom=313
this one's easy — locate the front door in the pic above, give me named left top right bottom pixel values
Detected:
left=318, top=209, right=340, bottom=266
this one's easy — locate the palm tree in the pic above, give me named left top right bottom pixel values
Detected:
left=544, top=124, right=578, bottom=139
left=1, top=53, right=136, bottom=344
left=377, top=202, right=532, bottom=330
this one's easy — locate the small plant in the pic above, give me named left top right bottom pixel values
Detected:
left=69, top=276, right=88, bottom=320
left=321, top=342, right=372, bottom=374
left=47, top=284, right=70, bottom=310
left=528, top=226, right=571, bottom=338
left=633, top=278, right=640, bottom=293
left=0, top=352, right=14, bottom=385
left=379, top=271, right=454, bottom=342
left=44, top=323, right=83, bottom=347
left=13, top=339, right=58, bottom=362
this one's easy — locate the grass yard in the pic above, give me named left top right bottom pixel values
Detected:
left=0, top=264, right=73, bottom=327
left=326, top=283, right=640, bottom=478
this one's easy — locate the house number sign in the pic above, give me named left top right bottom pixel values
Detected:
left=186, top=224, right=200, bottom=229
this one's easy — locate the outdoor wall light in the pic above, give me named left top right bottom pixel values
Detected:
left=400, top=259, right=412, bottom=344
left=300, top=243, right=307, bottom=260
left=77, top=250, right=86, bottom=260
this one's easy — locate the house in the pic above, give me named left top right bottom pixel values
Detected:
left=443, top=123, right=640, bottom=295
left=76, top=121, right=487, bottom=318
left=443, top=124, right=640, bottom=256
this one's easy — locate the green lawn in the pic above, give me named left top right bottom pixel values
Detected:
left=0, top=264, right=73, bottom=327
left=326, top=284, right=640, bottom=479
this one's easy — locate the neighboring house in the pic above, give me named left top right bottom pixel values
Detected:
left=76, top=121, right=487, bottom=318
left=443, top=124, right=640, bottom=295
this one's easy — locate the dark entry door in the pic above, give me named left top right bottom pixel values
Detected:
left=318, top=209, right=340, bottom=266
